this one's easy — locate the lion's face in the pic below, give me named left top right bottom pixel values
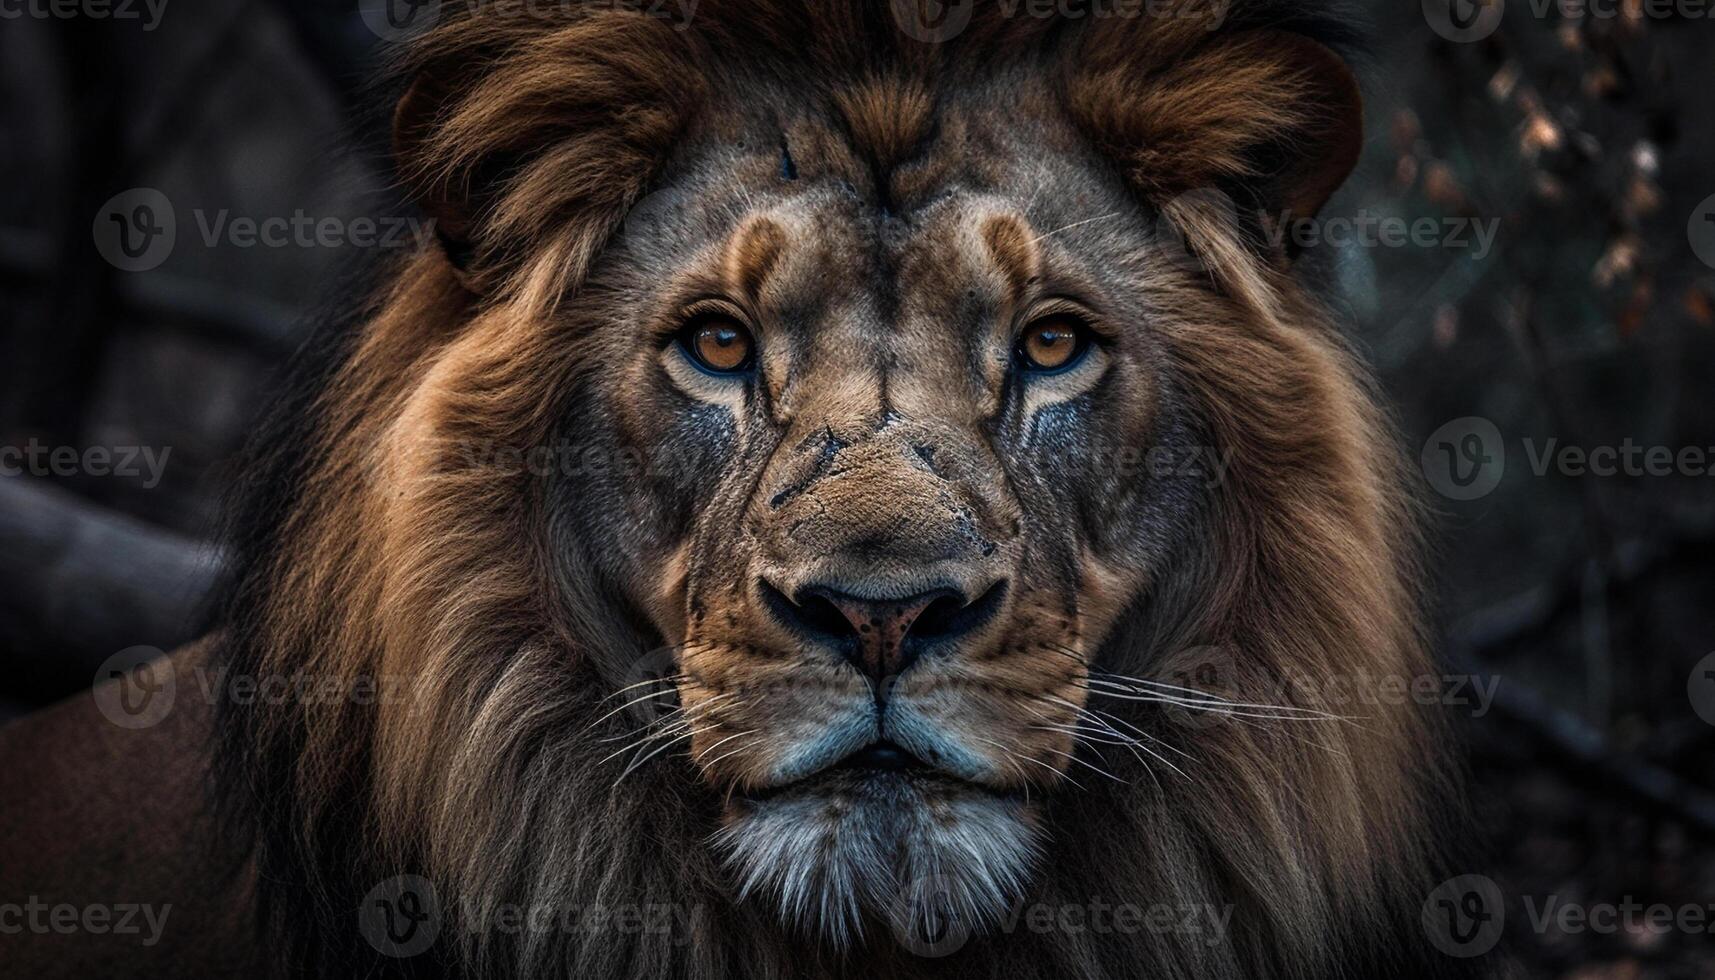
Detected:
left=551, top=91, right=1210, bottom=937
left=223, top=7, right=1458, bottom=977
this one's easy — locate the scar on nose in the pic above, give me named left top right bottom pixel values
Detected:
left=909, top=442, right=948, bottom=480
left=981, top=214, right=1041, bottom=304
left=724, top=216, right=788, bottom=300
left=769, top=426, right=847, bottom=510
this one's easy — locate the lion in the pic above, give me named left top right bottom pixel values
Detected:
left=0, top=1, right=1477, bottom=977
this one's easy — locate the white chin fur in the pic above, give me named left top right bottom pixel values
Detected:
left=713, top=772, right=1041, bottom=950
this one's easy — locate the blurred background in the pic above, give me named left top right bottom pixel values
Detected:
left=1, top=1, right=1712, bottom=976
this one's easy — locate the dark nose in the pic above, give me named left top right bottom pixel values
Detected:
left=762, top=581, right=1008, bottom=684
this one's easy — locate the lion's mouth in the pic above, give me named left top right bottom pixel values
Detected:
left=741, top=739, right=1022, bottom=804
left=831, top=739, right=927, bottom=773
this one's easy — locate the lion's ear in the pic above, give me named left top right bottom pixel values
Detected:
left=386, top=12, right=703, bottom=299
left=392, top=70, right=481, bottom=273
left=392, top=76, right=463, bottom=272
left=1069, top=29, right=1363, bottom=227
left=1249, top=35, right=1364, bottom=223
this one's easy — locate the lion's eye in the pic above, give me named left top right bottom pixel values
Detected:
left=1016, top=316, right=1092, bottom=374
left=679, top=316, right=756, bottom=375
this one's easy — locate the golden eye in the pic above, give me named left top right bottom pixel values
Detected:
left=680, top=315, right=756, bottom=375
left=1017, top=316, right=1091, bottom=374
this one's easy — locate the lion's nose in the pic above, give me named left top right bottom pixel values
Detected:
left=762, top=580, right=1008, bottom=685
left=815, top=589, right=950, bottom=682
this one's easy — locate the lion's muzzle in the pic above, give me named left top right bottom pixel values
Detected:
left=749, top=411, right=1018, bottom=694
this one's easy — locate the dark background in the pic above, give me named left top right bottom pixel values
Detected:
left=1, top=2, right=1712, bottom=976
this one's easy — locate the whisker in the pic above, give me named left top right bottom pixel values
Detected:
left=614, top=725, right=695, bottom=787
left=697, top=740, right=756, bottom=775
left=1027, top=211, right=1122, bottom=246
left=597, top=725, right=689, bottom=770
left=1084, top=678, right=1350, bottom=721
left=583, top=687, right=688, bottom=733
left=594, top=672, right=683, bottom=707
left=693, top=729, right=759, bottom=764
left=967, top=735, right=1085, bottom=792
left=1034, top=719, right=1187, bottom=783
left=1037, top=741, right=1126, bottom=784
left=596, top=692, right=736, bottom=745
left=1037, top=642, right=1343, bottom=720
left=1079, top=702, right=1196, bottom=762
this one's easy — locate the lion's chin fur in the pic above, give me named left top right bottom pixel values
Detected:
left=713, top=772, right=1042, bottom=950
